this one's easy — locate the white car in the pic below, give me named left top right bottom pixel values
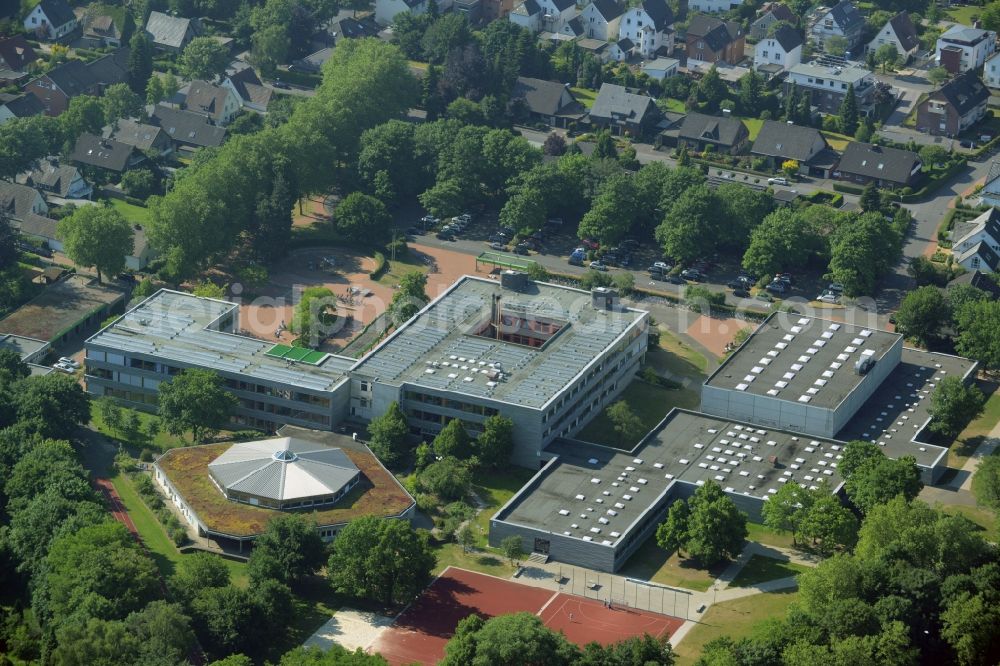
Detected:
left=768, top=177, right=788, bottom=186
left=52, top=362, right=75, bottom=374
left=817, top=292, right=839, bottom=304
left=58, top=356, right=80, bottom=369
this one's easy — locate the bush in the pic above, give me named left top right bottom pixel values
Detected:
left=170, top=527, right=187, bottom=546
left=139, top=448, right=154, bottom=462
left=370, top=251, right=388, bottom=279
left=684, top=285, right=726, bottom=312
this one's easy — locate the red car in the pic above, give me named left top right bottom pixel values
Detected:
left=581, top=238, right=600, bottom=250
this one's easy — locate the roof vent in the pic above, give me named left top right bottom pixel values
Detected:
left=591, top=287, right=619, bottom=311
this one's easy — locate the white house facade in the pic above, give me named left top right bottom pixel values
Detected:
left=618, top=0, right=674, bottom=59
left=753, top=25, right=803, bottom=71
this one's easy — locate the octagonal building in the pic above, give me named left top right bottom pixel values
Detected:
left=208, top=436, right=361, bottom=510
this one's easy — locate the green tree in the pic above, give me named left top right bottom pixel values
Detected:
left=927, top=66, right=949, bottom=85
left=418, top=456, right=472, bottom=500
left=61, top=96, right=106, bottom=142
left=180, top=37, right=232, bottom=81
left=14, top=373, right=91, bottom=440
left=696, top=65, right=728, bottom=111
left=919, top=144, right=950, bottom=167
left=594, top=130, right=617, bottom=159
left=761, top=480, right=814, bottom=545
left=982, top=0, right=1000, bottom=32
left=826, top=35, right=849, bottom=56
left=798, top=491, right=859, bottom=555
left=929, top=376, right=985, bottom=440
left=247, top=514, right=326, bottom=586
left=120, top=168, right=157, bottom=199
left=127, top=31, right=154, bottom=94
left=327, top=516, right=435, bottom=605
left=291, top=286, right=337, bottom=347
left=388, top=271, right=428, bottom=324
left=684, top=481, right=748, bottom=565
left=954, top=300, right=1000, bottom=370
left=475, top=415, right=513, bottom=468
left=859, top=182, right=881, bottom=213
left=7, top=488, right=106, bottom=577
left=157, top=368, right=237, bottom=442
left=577, top=635, right=675, bottom=666
left=420, top=13, right=472, bottom=64
left=829, top=212, right=901, bottom=296
left=839, top=83, right=859, bottom=135
left=742, top=208, right=824, bottom=275
left=433, top=418, right=473, bottom=459
left=161, top=72, right=180, bottom=99
left=894, top=285, right=950, bottom=346
left=605, top=400, right=644, bottom=447
left=277, top=645, right=390, bottom=665
left=844, top=453, right=924, bottom=514
left=656, top=184, right=720, bottom=263
left=737, top=68, right=763, bottom=115
left=169, top=551, right=231, bottom=606
left=333, top=192, right=391, bottom=243
left=972, top=453, right=1000, bottom=512
left=366, top=401, right=409, bottom=467
left=875, top=43, right=899, bottom=72
left=500, top=535, right=525, bottom=566
left=145, top=75, right=164, bottom=105
left=655, top=500, right=690, bottom=555
left=102, top=83, right=143, bottom=124
left=941, top=591, right=1000, bottom=666
left=577, top=173, right=638, bottom=245
left=57, top=204, right=134, bottom=282
left=442, top=612, right=579, bottom=666
left=0, top=347, right=30, bottom=382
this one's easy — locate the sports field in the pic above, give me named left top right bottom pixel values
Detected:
left=371, top=567, right=683, bottom=665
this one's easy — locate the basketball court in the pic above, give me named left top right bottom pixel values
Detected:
left=371, top=567, right=683, bottom=665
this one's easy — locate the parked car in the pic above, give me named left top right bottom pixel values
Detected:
left=727, top=277, right=751, bottom=289
left=589, top=261, right=608, bottom=271
left=768, top=177, right=788, bottom=186
left=52, top=362, right=75, bottom=374
left=58, top=357, right=80, bottom=369
left=774, top=273, right=793, bottom=284
left=581, top=239, right=600, bottom=250
left=489, top=242, right=506, bottom=251
left=827, top=282, right=844, bottom=294
left=514, top=244, right=530, bottom=255
left=436, top=231, right=454, bottom=240
left=666, top=275, right=686, bottom=285
left=652, top=261, right=671, bottom=272
left=272, top=80, right=291, bottom=89
left=733, top=288, right=751, bottom=298
left=420, top=215, right=440, bottom=227
left=546, top=217, right=564, bottom=227
left=817, top=292, right=839, bottom=304
left=680, top=268, right=702, bottom=280
left=621, top=239, right=640, bottom=250
left=766, top=281, right=787, bottom=294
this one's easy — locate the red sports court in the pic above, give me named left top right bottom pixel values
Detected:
left=371, top=567, right=684, bottom=665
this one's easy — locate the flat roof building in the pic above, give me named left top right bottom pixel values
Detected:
left=491, top=409, right=848, bottom=572
left=0, top=273, right=123, bottom=346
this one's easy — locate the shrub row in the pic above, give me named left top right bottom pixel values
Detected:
left=133, top=472, right=187, bottom=546
left=369, top=251, right=388, bottom=279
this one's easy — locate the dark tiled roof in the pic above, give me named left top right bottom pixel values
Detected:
left=688, top=15, right=741, bottom=52
left=330, top=15, right=380, bottom=39
left=26, top=160, right=83, bottom=197
left=886, top=12, right=919, bottom=53
left=150, top=104, right=226, bottom=147
left=70, top=133, right=134, bottom=172
left=957, top=241, right=1000, bottom=271
left=145, top=11, right=195, bottom=49
left=565, top=16, right=584, bottom=36
left=0, top=36, right=37, bottom=70
left=514, top=76, right=578, bottom=116
left=679, top=112, right=748, bottom=147
left=751, top=120, right=826, bottom=161
left=641, top=0, right=673, bottom=31
left=551, top=0, right=575, bottom=11
left=771, top=23, right=803, bottom=51
left=106, top=119, right=169, bottom=151
left=226, top=67, right=272, bottom=108
left=591, top=0, right=623, bottom=21
left=590, top=82, right=656, bottom=125
left=766, top=3, right=796, bottom=22
left=0, top=180, right=42, bottom=218
left=837, top=141, right=920, bottom=184
left=931, top=70, right=990, bottom=117
left=185, top=80, right=232, bottom=121
left=0, top=92, right=43, bottom=117
left=616, top=37, right=634, bottom=51
left=826, top=0, right=863, bottom=32
left=42, top=47, right=130, bottom=96
left=36, top=0, right=76, bottom=28
left=948, top=270, right=1000, bottom=298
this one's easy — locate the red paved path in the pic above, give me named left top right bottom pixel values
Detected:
left=372, top=567, right=683, bottom=665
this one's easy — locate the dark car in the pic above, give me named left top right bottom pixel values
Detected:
left=727, top=277, right=751, bottom=289
left=272, top=80, right=291, bottom=89
left=436, top=231, right=453, bottom=240
left=514, top=244, right=530, bottom=255
left=766, top=281, right=788, bottom=294
left=681, top=269, right=702, bottom=281
left=733, top=288, right=751, bottom=298
left=667, top=275, right=686, bottom=285
left=621, top=239, right=640, bottom=250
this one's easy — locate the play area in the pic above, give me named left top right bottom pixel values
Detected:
left=371, top=567, right=683, bottom=665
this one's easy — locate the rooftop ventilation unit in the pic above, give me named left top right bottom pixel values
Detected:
left=855, top=356, right=876, bottom=375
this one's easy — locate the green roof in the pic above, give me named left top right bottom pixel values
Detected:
left=264, top=344, right=328, bottom=365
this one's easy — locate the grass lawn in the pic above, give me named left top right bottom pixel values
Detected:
left=730, top=555, right=809, bottom=588
left=571, top=87, right=598, bottom=109
left=376, top=250, right=430, bottom=287
left=745, top=522, right=795, bottom=550
left=651, top=327, right=711, bottom=379
left=619, top=538, right=724, bottom=592
left=941, top=503, right=998, bottom=541
left=945, top=5, right=982, bottom=25
left=674, top=591, right=799, bottom=665
left=577, top=379, right=700, bottom=448
left=742, top=118, right=764, bottom=141
left=90, top=401, right=194, bottom=452
left=821, top=130, right=853, bottom=152
left=661, top=97, right=686, bottom=113
left=109, top=199, right=152, bottom=225
left=111, top=472, right=183, bottom=579
left=948, top=382, right=1000, bottom=468
left=470, top=467, right=536, bottom=548
left=408, top=60, right=428, bottom=70
left=433, top=542, right=517, bottom=578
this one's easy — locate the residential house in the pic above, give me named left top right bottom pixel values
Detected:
left=619, top=0, right=674, bottom=60
left=915, top=70, right=989, bottom=137
left=980, top=162, right=1000, bottom=207
left=223, top=67, right=273, bottom=113
left=588, top=82, right=660, bottom=136
left=375, top=0, right=428, bottom=26
left=751, top=120, right=836, bottom=176
left=510, top=0, right=577, bottom=34
left=686, top=15, right=745, bottom=65
left=81, top=13, right=122, bottom=48
left=0, top=93, right=44, bottom=123
left=24, top=159, right=92, bottom=200
left=950, top=207, right=1000, bottom=258
left=482, top=0, right=516, bottom=21
left=183, top=80, right=241, bottom=125
left=834, top=141, right=921, bottom=188
left=608, top=37, right=634, bottom=61
left=577, top=37, right=611, bottom=63
left=581, top=0, right=623, bottom=41
left=294, top=48, right=333, bottom=73
left=104, top=119, right=174, bottom=156
left=325, top=14, right=380, bottom=44
left=641, top=57, right=680, bottom=80
left=24, top=48, right=129, bottom=116
left=753, top=23, right=803, bottom=71
left=935, top=24, right=997, bottom=74
left=69, top=133, right=141, bottom=174
left=556, top=16, right=585, bottom=40
left=688, top=0, right=739, bottom=13
left=955, top=240, right=999, bottom=273
left=23, top=0, right=77, bottom=41
left=454, top=0, right=481, bottom=23
left=0, top=180, right=61, bottom=252
left=677, top=112, right=749, bottom=154
left=512, top=77, right=584, bottom=127
left=865, top=11, right=919, bottom=63
left=947, top=269, right=1000, bottom=298
left=810, top=0, right=864, bottom=54
left=785, top=60, right=877, bottom=114
left=750, top=3, right=796, bottom=41
left=145, top=10, right=198, bottom=52
left=149, top=104, right=227, bottom=151
left=985, top=51, right=1000, bottom=88
left=0, top=36, right=38, bottom=84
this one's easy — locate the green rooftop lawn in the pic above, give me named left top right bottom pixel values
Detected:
left=674, top=591, right=800, bottom=665
left=109, top=199, right=152, bottom=225
left=577, top=378, right=701, bottom=448
left=729, top=555, right=809, bottom=588
left=619, top=538, right=726, bottom=593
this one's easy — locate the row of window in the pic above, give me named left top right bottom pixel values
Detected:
left=402, top=391, right=500, bottom=417
left=235, top=398, right=331, bottom=426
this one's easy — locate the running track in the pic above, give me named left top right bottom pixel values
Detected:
left=372, top=567, right=683, bottom=665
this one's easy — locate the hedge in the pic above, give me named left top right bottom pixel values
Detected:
left=275, top=69, right=321, bottom=88
left=832, top=182, right=865, bottom=195
left=369, top=251, right=388, bottom=279
left=900, top=159, right=967, bottom=202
